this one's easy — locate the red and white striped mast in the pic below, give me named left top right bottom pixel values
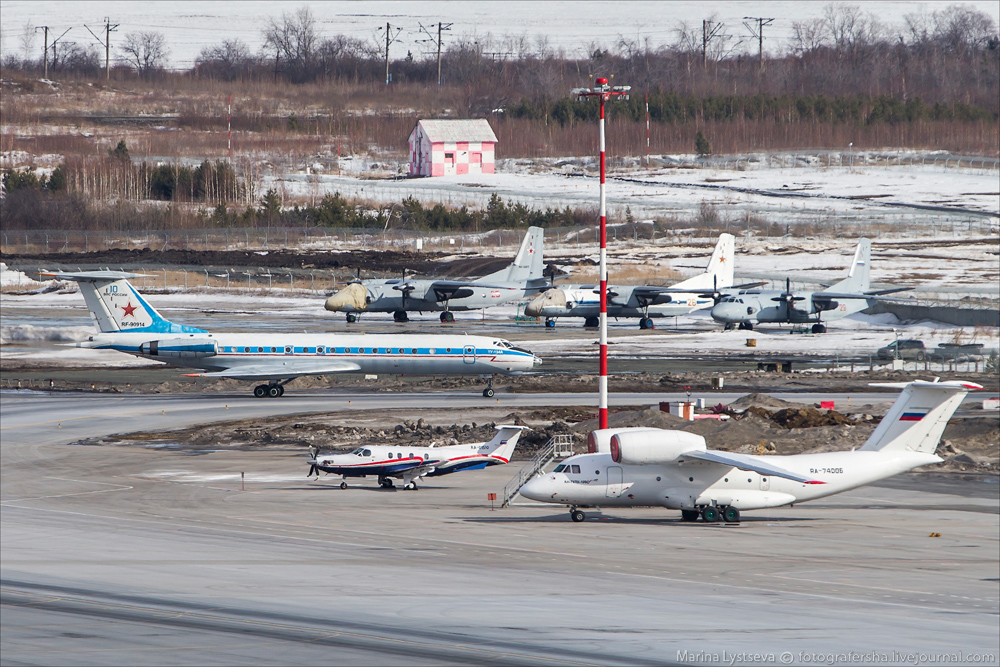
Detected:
left=572, top=76, right=630, bottom=429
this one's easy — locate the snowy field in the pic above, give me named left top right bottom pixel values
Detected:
left=3, top=1, right=997, bottom=69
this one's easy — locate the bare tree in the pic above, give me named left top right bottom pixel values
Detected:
left=19, top=21, right=36, bottom=62
left=120, top=31, right=168, bottom=77
left=791, top=18, right=827, bottom=55
left=263, top=7, right=318, bottom=81
left=197, top=39, right=251, bottom=80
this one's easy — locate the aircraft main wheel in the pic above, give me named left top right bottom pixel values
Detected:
left=545, top=319, right=556, bottom=328
left=811, top=323, right=826, bottom=334
left=483, top=388, right=495, bottom=398
left=745, top=322, right=754, bottom=331
left=681, top=510, right=699, bottom=522
left=724, top=323, right=736, bottom=331
left=570, top=509, right=586, bottom=522
left=393, top=310, right=408, bottom=323
left=440, top=311, right=454, bottom=323
left=268, top=385, right=281, bottom=398
left=701, top=506, right=721, bottom=522
left=276, top=385, right=285, bottom=397
left=340, top=481, right=348, bottom=490
left=639, top=317, right=654, bottom=330
left=346, top=313, right=358, bottom=323
left=404, top=482, right=416, bottom=490
left=722, top=506, right=741, bottom=523
left=253, top=385, right=267, bottom=398
left=584, top=317, right=599, bottom=328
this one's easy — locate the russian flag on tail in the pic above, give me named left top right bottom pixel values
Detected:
left=899, top=410, right=929, bottom=422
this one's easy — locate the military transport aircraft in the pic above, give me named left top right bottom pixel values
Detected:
left=710, top=238, right=909, bottom=333
left=520, top=379, right=981, bottom=523
left=49, top=271, right=540, bottom=398
left=524, top=234, right=762, bottom=329
left=324, top=227, right=546, bottom=323
left=308, top=424, right=527, bottom=489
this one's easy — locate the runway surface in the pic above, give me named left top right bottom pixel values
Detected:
left=2, top=390, right=998, bottom=666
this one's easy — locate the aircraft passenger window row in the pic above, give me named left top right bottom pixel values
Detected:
left=228, top=346, right=433, bottom=355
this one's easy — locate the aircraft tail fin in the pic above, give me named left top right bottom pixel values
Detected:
left=670, top=233, right=735, bottom=290
left=829, top=238, right=871, bottom=293
left=477, top=227, right=544, bottom=285
left=483, top=425, right=529, bottom=462
left=859, top=380, right=980, bottom=454
left=43, top=271, right=206, bottom=334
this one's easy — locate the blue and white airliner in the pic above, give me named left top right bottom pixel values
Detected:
left=309, top=424, right=527, bottom=489
left=48, top=271, right=541, bottom=398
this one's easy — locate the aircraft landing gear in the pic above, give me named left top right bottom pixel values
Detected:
left=340, top=481, right=348, bottom=490
left=722, top=506, right=741, bottom=523
left=570, top=508, right=586, bottom=522
left=253, top=382, right=286, bottom=398
left=583, top=317, right=599, bottom=328
left=545, top=318, right=556, bottom=328
left=700, top=506, right=721, bottom=522
left=811, top=323, right=827, bottom=334
left=680, top=509, right=699, bottom=522
left=639, top=317, right=654, bottom=330
left=723, top=322, right=736, bottom=331
left=393, top=310, right=409, bottom=323
left=440, top=311, right=455, bottom=323
left=404, top=481, right=418, bottom=490
left=482, top=376, right=495, bottom=398
left=346, top=312, right=358, bottom=323
left=738, top=321, right=753, bottom=331
left=378, top=477, right=395, bottom=489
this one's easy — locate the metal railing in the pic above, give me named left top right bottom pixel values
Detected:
left=501, top=434, right=575, bottom=508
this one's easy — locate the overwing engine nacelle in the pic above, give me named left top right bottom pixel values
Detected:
left=139, top=338, right=219, bottom=358
left=610, top=430, right=707, bottom=464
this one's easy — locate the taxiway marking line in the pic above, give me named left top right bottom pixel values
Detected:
left=0, top=477, right=134, bottom=504
left=1, top=587, right=605, bottom=666
left=611, top=572, right=983, bottom=614
left=759, top=573, right=992, bottom=603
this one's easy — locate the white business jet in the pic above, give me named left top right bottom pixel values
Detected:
left=520, top=379, right=980, bottom=522
left=48, top=271, right=540, bottom=398
left=308, top=424, right=527, bottom=489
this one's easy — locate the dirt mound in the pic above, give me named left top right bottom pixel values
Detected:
left=570, top=408, right=689, bottom=433
left=728, top=392, right=800, bottom=410
left=769, top=407, right=856, bottom=429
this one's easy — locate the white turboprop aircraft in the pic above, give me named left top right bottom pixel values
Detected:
left=48, top=271, right=540, bottom=398
left=308, top=424, right=527, bottom=489
left=520, top=379, right=980, bottom=523
left=524, top=234, right=761, bottom=329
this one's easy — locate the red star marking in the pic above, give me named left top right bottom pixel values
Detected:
left=528, top=247, right=534, bottom=254
left=718, top=255, right=726, bottom=263
left=120, top=301, right=138, bottom=318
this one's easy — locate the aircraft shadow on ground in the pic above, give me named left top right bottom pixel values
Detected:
left=462, top=513, right=819, bottom=524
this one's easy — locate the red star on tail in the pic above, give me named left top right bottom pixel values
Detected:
left=121, top=301, right=138, bottom=318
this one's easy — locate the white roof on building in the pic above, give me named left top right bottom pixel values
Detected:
left=416, top=119, right=498, bottom=143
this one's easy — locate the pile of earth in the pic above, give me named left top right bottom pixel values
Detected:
left=742, top=406, right=857, bottom=429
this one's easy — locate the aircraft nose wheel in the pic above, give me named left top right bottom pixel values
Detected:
left=570, top=509, right=586, bottom=522
left=346, top=313, right=358, bottom=323
left=545, top=318, right=556, bottom=328
left=483, top=388, right=495, bottom=398
left=340, top=481, right=348, bottom=490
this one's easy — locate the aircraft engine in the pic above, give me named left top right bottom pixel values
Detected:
left=139, top=338, right=218, bottom=358
left=610, top=429, right=706, bottom=465
left=588, top=427, right=663, bottom=453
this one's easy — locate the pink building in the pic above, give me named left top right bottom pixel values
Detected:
left=408, top=119, right=498, bottom=177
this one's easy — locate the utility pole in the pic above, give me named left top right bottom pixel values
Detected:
left=743, top=17, right=774, bottom=74
left=702, top=20, right=723, bottom=67
left=85, top=18, right=118, bottom=82
left=380, top=23, right=403, bottom=85
left=36, top=26, right=49, bottom=78
left=436, top=22, right=452, bottom=86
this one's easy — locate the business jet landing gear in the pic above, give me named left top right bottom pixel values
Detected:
left=393, top=310, right=409, bottom=323
left=639, top=317, right=655, bottom=330
left=570, top=508, right=586, bottom=522
left=738, top=321, right=753, bottom=330
left=583, top=317, right=599, bottom=328
left=440, top=311, right=455, bottom=323
left=253, top=382, right=286, bottom=398
left=378, top=477, right=395, bottom=489
left=811, top=323, right=827, bottom=334
left=404, top=481, right=418, bottom=490
left=346, top=312, right=359, bottom=323
left=482, top=376, right=495, bottom=398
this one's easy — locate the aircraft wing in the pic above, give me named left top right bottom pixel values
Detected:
left=430, top=280, right=517, bottom=301
left=643, top=281, right=767, bottom=295
left=183, top=360, right=362, bottom=380
left=812, top=290, right=910, bottom=301
left=682, top=450, right=824, bottom=484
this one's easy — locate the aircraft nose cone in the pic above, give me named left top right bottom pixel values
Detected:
left=524, top=296, right=545, bottom=317
left=533, top=355, right=543, bottom=367
left=524, top=289, right=566, bottom=317
left=325, top=283, right=368, bottom=312
left=519, top=475, right=554, bottom=501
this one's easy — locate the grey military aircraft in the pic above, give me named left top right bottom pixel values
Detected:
left=524, top=234, right=762, bottom=329
left=325, top=227, right=545, bottom=323
left=710, top=238, right=909, bottom=333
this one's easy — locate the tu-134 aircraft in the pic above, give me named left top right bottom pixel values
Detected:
left=710, top=238, right=910, bottom=333
left=520, top=379, right=981, bottom=523
left=324, top=226, right=546, bottom=323
left=524, top=234, right=762, bottom=329
left=48, top=271, right=540, bottom=398
left=308, top=424, right=527, bottom=490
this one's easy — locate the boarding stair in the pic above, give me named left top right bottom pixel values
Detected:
left=501, top=434, right=575, bottom=507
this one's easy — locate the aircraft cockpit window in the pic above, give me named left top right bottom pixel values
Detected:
left=362, top=449, right=371, bottom=456
left=351, top=447, right=363, bottom=455
left=554, top=464, right=566, bottom=472
left=571, top=465, right=581, bottom=474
